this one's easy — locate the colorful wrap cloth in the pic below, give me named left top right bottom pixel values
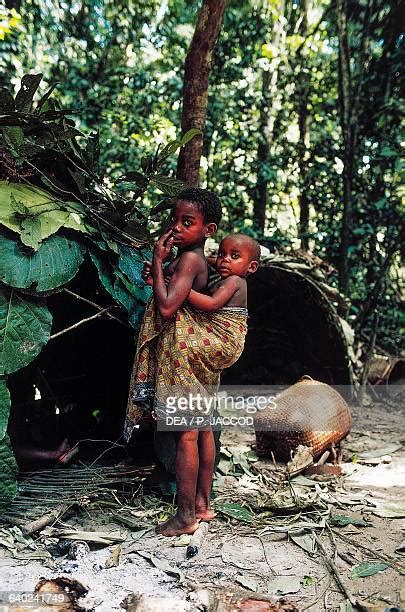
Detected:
left=124, top=297, right=248, bottom=440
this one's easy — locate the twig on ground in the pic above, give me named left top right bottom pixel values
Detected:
left=21, top=504, right=72, bottom=535
left=337, top=550, right=357, bottom=566
left=326, top=523, right=338, bottom=562
left=258, top=535, right=274, bottom=573
left=314, top=533, right=357, bottom=608
left=332, top=529, right=405, bottom=574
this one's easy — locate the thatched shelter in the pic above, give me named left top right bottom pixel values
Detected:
left=223, top=259, right=353, bottom=387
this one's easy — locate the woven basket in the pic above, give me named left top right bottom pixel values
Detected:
left=254, top=376, right=352, bottom=461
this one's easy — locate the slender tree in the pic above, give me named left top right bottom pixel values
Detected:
left=253, top=0, right=286, bottom=234
left=177, top=0, right=227, bottom=186
left=255, top=69, right=271, bottom=234
left=297, top=0, right=310, bottom=250
left=336, top=0, right=374, bottom=293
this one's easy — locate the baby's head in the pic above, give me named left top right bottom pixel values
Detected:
left=216, top=234, right=260, bottom=279
left=170, top=188, right=222, bottom=249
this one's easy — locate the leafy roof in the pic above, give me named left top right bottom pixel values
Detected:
left=0, top=74, right=199, bottom=502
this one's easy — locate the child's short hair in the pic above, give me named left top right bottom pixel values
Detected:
left=247, top=236, right=261, bottom=263
left=176, top=188, right=222, bottom=226
left=230, top=233, right=261, bottom=263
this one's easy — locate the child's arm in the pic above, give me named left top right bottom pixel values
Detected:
left=187, top=277, right=239, bottom=312
left=152, top=231, right=202, bottom=320
left=142, top=261, right=170, bottom=286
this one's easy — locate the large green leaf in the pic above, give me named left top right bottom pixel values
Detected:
left=350, top=562, right=388, bottom=579
left=117, top=245, right=146, bottom=286
left=90, top=251, right=150, bottom=328
left=2, top=126, right=24, bottom=158
left=150, top=175, right=187, bottom=196
left=117, top=246, right=151, bottom=304
left=89, top=249, right=116, bottom=298
left=0, top=232, right=86, bottom=293
left=113, top=278, right=145, bottom=328
left=0, top=181, right=93, bottom=246
left=0, top=287, right=52, bottom=375
left=180, top=128, right=201, bottom=146
left=330, top=514, right=370, bottom=527
left=113, top=277, right=135, bottom=312
left=216, top=503, right=253, bottom=523
left=20, top=215, right=41, bottom=250
left=0, top=435, right=18, bottom=509
left=0, top=377, right=10, bottom=441
left=115, top=269, right=151, bottom=304
left=90, top=249, right=148, bottom=328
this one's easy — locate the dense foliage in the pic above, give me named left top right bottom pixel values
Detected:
left=0, top=0, right=402, bottom=506
left=2, top=0, right=402, bottom=355
left=0, top=70, right=198, bottom=503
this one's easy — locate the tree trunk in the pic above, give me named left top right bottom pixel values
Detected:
left=253, top=0, right=286, bottom=233
left=177, top=0, right=227, bottom=186
left=337, top=0, right=373, bottom=294
left=297, top=0, right=310, bottom=250
left=254, top=70, right=271, bottom=233
left=336, top=0, right=352, bottom=295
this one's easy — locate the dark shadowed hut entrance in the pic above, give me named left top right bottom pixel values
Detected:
left=7, top=260, right=137, bottom=464
left=8, top=258, right=352, bottom=467
left=222, top=263, right=352, bottom=387
left=4, top=255, right=354, bottom=533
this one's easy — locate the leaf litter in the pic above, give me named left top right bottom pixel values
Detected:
left=0, top=405, right=404, bottom=610
left=350, top=562, right=389, bottom=578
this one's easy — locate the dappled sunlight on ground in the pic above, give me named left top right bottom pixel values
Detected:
left=343, top=457, right=405, bottom=489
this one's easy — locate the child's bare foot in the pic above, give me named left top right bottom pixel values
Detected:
left=195, top=494, right=215, bottom=521
left=155, top=514, right=200, bottom=537
left=195, top=507, right=216, bottom=521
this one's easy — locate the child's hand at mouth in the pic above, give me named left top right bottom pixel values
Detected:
left=154, top=230, right=175, bottom=262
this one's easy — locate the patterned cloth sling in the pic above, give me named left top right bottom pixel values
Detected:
left=124, top=297, right=247, bottom=440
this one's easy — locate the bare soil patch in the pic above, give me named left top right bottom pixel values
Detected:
left=0, top=399, right=404, bottom=611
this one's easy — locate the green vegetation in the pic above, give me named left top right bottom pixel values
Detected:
left=0, top=0, right=402, bottom=501
left=2, top=0, right=401, bottom=350
left=0, top=71, right=197, bottom=503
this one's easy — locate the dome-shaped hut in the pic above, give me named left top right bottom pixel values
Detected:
left=221, top=257, right=353, bottom=387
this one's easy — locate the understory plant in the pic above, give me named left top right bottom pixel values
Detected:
left=0, top=74, right=199, bottom=506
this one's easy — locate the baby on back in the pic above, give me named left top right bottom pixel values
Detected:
left=187, top=233, right=260, bottom=311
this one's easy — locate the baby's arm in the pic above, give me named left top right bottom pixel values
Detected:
left=188, top=276, right=239, bottom=312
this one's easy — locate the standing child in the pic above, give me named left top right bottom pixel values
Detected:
left=125, top=189, right=258, bottom=536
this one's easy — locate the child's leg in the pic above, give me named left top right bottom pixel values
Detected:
left=156, top=429, right=200, bottom=536
left=195, top=428, right=216, bottom=521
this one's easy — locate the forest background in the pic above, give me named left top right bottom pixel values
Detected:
left=0, top=0, right=403, bottom=354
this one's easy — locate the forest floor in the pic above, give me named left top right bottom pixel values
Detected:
left=0, top=395, right=404, bottom=612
